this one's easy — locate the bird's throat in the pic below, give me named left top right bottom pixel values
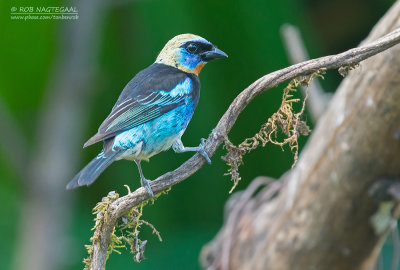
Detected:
left=177, top=62, right=206, bottom=75
left=192, top=62, right=206, bottom=75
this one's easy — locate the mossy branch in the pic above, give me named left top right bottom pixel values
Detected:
left=85, top=190, right=163, bottom=269
left=222, top=70, right=325, bottom=193
left=87, top=28, right=400, bottom=270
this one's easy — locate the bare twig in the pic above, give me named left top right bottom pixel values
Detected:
left=89, top=28, right=400, bottom=269
left=280, top=24, right=332, bottom=122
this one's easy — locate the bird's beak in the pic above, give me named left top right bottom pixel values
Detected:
left=200, top=47, right=228, bottom=61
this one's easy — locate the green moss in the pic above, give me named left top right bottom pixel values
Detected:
left=84, top=189, right=163, bottom=269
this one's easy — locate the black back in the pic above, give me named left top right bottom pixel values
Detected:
left=84, top=63, right=201, bottom=147
left=114, top=63, right=200, bottom=108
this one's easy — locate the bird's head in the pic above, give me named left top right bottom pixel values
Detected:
left=155, top=34, right=228, bottom=75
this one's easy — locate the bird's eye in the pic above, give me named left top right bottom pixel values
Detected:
left=186, top=43, right=198, bottom=53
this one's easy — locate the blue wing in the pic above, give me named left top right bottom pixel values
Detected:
left=84, top=76, right=193, bottom=147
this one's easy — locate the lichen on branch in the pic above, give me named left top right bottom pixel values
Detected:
left=84, top=189, right=162, bottom=269
left=222, top=69, right=325, bottom=193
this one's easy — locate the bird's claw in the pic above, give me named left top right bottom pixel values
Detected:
left=199, top=138, right=211, bottom=164
left=141, top=178, right=155, bottom=198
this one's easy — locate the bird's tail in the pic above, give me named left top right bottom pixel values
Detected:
left=66, top=151, right=120, bottom=190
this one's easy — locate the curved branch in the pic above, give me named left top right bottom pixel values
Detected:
left=89, top=28, right=400, bottom=270
left=280, top=24, right=332, bottom=122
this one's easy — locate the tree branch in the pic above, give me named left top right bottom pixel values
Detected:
left=89, top=28, right=400, bottom=269
left=280, top=24, right=332, bottom=122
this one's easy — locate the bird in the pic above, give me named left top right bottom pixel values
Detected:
left=66, top=34, right=228, bottom=197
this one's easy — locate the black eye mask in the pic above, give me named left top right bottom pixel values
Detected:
left=181, top=41, right=213, bottom=55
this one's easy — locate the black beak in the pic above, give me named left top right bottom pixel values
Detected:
left=200, top=47, right=228, bottom=61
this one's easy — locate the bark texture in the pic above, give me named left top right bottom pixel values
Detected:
left=201, top=2, right=400, bottom=270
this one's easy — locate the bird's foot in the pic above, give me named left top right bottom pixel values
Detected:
left=198, top=138, right=211, bottom=164
left=172, top=138, right=211, bottom=164
left=141, top=177, right=154, bottom=198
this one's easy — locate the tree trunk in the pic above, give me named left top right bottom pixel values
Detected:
left=201, top=1, right=400, bottom=270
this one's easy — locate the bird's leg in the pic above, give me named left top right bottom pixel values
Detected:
left=172, top=138, right=211, bottom=164
left=134, top=160, right=154, bottom=198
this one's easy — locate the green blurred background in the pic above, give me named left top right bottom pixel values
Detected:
left=0, top=0, right=398, bottom=269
